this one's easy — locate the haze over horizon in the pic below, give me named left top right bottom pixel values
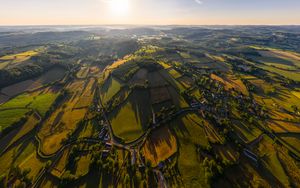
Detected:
left=1, top=0, right=300, bottom=25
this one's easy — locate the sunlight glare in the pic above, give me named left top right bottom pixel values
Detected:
left=108, top=0, right=130, bottom=16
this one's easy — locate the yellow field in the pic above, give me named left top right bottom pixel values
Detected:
left=168, top=69, right=182, bottom=79
left=214, top=144, right=239, bottom=162
left=109, top=89, right=151, bottom=142
left=38, top=80, right=88, bottom=155
left=267, top=120, right=300, bottom=133
left=142, top=126, right=177, bottom=167
left=203, top=120, right=223, bottom=144
left=75, top=154, right=92, bottom=177
left=257, top=136, right=290, bottom=186
left=75, top=78, right=95, bottom=109
left=0, top=48, right=44, bottom=68
left=18, top=149, right=44, bottom=181
left=291, top=91, right=300, bottom=99
left=51, top=148, right=70, bottom=178
left=211, top=74, right=248, bottom=95
left=100, top=77, right=122, bottom=105
left=248, top=79, right=275, bottom=95
left=76, top=66, right=89, bottom=79
left=158, top=61, right=171, bottom=69
left=7, top=113, right=40, bottom=148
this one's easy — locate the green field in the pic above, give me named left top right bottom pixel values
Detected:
left=101, top=76, right=122, bottom=105
left=0, top=109, right=29, bottom=130
left=170, top=113, right=210, bottom=187
left=1, top=92, right=58, bottom=116
left=109, top=89, right=151, bottom=142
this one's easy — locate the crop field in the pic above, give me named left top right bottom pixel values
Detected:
left=17, top=142, right=45, bottom=181
left=0, top=113, right=40, bottom=151
left=167, top=86, right=189, bottom=108
left=1, top=27, right=300, bottom=188
left=1, top=87, right=59, bottom=116
left=170, top=113, right=209, bottom=188
left=203, top=120, right=223, bottom=144
left=256, top=136, right=290, bottom=186
left=168, top=69, right=182, bottom=79
left=191, top=88, right=202, bottom=100
left=100, top=76, right=122, bottom=105
left=38, top=81, right=88, bottom=155
left=158, top=61, right=171, bottom=69
left=75, top=78, right=96, bottom=109
left=78, top=120, right=99, bottom=139
left=0, top=66, right=66, bottom=98
left=0, top=141, right=24, bottom=176
left=0, top=48, right=43, bottom=69
left=267, top=120, right=300, bottom=133
left=0, top=109, right=29, bottom=130
left=129, top=68, right=148, bottom=85
left=211, top=74, right=249, bottom=95
left=111, top=60, right=139, bottom=82
left=272, top=89, right=300, bottom=112
left=213, top=144, right=239, bottom=162
left=278, top=133, right=300, bottom=153
left=170, top=113, right=209, bottom=148
left=150, top=86, right=171, bottom=104
left=291, top=91, right=300, bottom=99
left=148, top=71, right=168, bottom=87
left=51, top=148, right=70, bottom=178
left=232, top=120, right=262, bottom=143
left=76, top=66, right=90, bottom=79
left=75, top=154, right=92, bottom=177
left=109, top=89, right=151, bottom=142
left=258, top=64, right=300, bottom=81
left=178, top=76, right=194, bottom=89
left=160, top=70, right=186, bottom=93
left=142, top=126, right=177, bottom=167
left=248, top=79, right=275, bottom=95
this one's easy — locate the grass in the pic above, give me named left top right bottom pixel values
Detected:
left=142, top=126, right=177, bottom=167
left=0, top=109, right=29, bottom=130
left=18, top=144, right=45, bottom=181
left=291, top=91, right=300, bottom=99
left=0, top=143, right=22, bottom=176
left=76, top=67, right=89, bottom=79
left=267, top=121, right=300, bottom=133
left=273, top=89, right=300, bottom=112
left=170, top=114, right=209, bottom=188
left=232, top=120, right=262, bottom=143
left=75, top=154, right=92, bottom=177
left=168, top=69, right=182, bottom=79
left=172, top=113, right=209, bottom=147
left=109, top=89, right=151, bottom=143
left=257, top=136, right=290, bottom=187
left=7, top=114, right=40, bottom=148
left=211, top=74, right=249, bottom=95
left=75, top=79, right=95, bottom=109
left=278, top=133, right=300, bottom=153
left=177, top=143, right=208, bottom=188
left=29, top=93, right=59, bottom=116
left=0, top=49, right=42, bottom=68
left=51, top=148, right=70, bottom=178
left=1, top=91, right=59, bottom=116
left=257, top=64, right=300, bottom=81
left=79, top=120, right=99, bottom=139
left=101, top=77, right=122, bottom=105
left=158, top=61, right=171, bottom=69
left=38, top=81, right=88, bottom=155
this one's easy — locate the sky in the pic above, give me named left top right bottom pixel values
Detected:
left=0, top=0, right=300, bottom=25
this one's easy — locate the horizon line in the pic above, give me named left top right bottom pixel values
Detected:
left=1, top=24, right=300, bottom=27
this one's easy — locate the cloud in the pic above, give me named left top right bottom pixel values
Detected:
left=195, top=0, right=203, bottom=5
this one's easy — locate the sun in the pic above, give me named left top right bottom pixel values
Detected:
left=108, top=0, right=130, bottom=16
